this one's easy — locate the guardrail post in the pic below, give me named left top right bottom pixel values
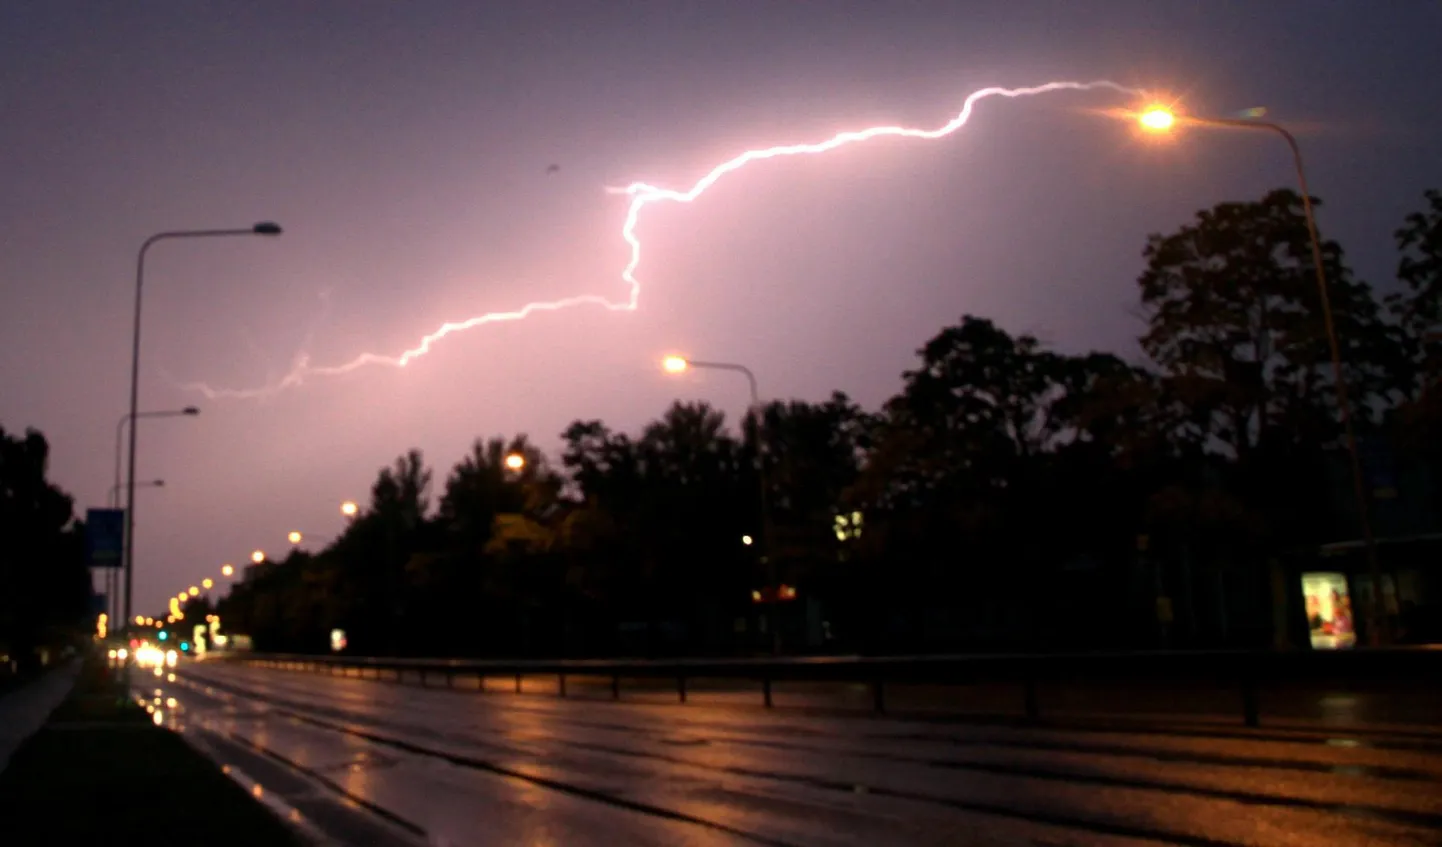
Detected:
left=611, top=673, right=620, bottom=700
left=558, top=673, right=566, bottom=698
left=763, top=675, right=773, bottom=708
left=873, top=680, right=885, bottom=714
left=678, top=674, right=687, bottom=704
left=1023, top=678, right=1039, bottom=721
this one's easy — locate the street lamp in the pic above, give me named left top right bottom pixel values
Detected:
left=112, top=408, right=197, bottom=507
left=288, top=531, right=303, bottom=545
left=504, top=453, right=525, bottom=472
left=340, top=501, right=359, bottom=518
left=124, top=223, right=281, bottom=645
left=1133, top=104, right=1386, bottom=644
left=201, top=578, right=213, bottom=590
left=109, top=478, right=163, bottom=506
left=662, top=354, right=778, bottom=652
left=221, top=563, right=234, bottom=577
left=251, top=550, right=266, bottom=564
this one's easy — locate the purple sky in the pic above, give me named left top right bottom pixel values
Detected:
left=2, top=1, right=1440, bottom=618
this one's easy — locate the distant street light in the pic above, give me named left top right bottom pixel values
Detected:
left=340, top=501, right=359, bottom=518
left=109, top=478, right=163, bottom=505
left=251, top=550, right=266, bottom=564
left=1130, top=104, right=1385, bottom=644
left=662, top=354, right=778, bottom=653
left=221, top=563, right=234, bottom=577
left=288, top=531, right=303, bottom=544
left=187, top=586, right=199, bottom=597
left=125, top=224, right=281, bottom=643
left=201, top=578, right=213, bottom=590
left=112, top=408, right=197, bottom=508
left=504, top=453, right=526, bottom=472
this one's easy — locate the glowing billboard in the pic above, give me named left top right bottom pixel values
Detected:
left=1302, top=572, right=1356, bottom=649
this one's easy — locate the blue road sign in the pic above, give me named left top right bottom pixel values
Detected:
left=86, top=508, right=125, bottom=569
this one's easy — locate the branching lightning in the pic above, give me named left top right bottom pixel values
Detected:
left=179, top=80, right=1139, bottom=399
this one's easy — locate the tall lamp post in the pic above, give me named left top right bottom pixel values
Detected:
left=124, top=223, right=281, bottom=646
left=1135, top=106, right=1386, bottom=644
left=662, top=355, right=779, bottom=653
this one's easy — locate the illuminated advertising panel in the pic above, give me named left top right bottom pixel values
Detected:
left=1301, top=572, right=1356, bottom=649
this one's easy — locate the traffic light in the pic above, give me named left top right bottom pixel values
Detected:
left=180, top=642, right=190, bottom=652
left=158, top=631, right=168, bottom=641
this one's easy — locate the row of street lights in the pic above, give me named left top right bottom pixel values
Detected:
left=117, top=96, right=1385, bottom=650
left=144, top=498, right=368, bottom=628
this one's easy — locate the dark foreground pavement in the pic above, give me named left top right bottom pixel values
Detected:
left=165, top=658, right=1442, bottom=847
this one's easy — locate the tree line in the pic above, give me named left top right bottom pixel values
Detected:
left=0, top=428, right=90, bottom=677
left=194, top=187, right=1436, bottom=656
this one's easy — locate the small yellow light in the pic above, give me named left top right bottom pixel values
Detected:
left=340, top=501, right=358, bottom=518
left=221, top=563, right=234, bottom=577
left=188, top=586, right=199, bottom=596
left=202, top=578, right=213, bottom=590
left=287, top=531, right=302, bottom=544
left=504, top=453, right=525, bottom=471
left=662, top=355, right=689, bottom=374
left=251, top=550, right=265, bottom=564
left=741, top=535, right=753, bottom=546
left=134, top=615, right=145, bottom=626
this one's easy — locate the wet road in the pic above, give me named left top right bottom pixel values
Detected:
left=154, top=660, right=1442, bottom=847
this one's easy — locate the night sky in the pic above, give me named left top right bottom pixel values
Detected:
left=2, top=1, right=1439, bottom=616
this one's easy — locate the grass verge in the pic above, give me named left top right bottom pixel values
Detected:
left=0, top=653, right=302, bottom=846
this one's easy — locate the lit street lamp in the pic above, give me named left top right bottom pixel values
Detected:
left=124, top=223, right=281, bottom=646
left=663, top=354, right=778, bottom=652
left=340, top=500, right=359, bottom=518
left=288, top=530, right=303, bottom=545
left=221, top=563, right=235, bottom=577
left=201, top=578, right=213, bottom=590
left=251, top=550, right=266, bottom=564
left=504, top=453, right=526, bottom=472
left=1133, top=105, right=1386, bottom=644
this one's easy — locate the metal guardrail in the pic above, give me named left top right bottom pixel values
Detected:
left=218, top=647, right=1442, bottom=728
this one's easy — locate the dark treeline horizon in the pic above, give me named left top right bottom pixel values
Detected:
left=201, top=187, right=1442, bottom=657
left=9, top=186, right=1439, bottom=663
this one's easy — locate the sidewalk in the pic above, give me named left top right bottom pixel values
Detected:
left=0, top=659, right=79, bottom=775
left=0, top=652, right=303, bottom=846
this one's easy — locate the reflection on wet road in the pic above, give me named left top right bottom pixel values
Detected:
left=151, top=660, right=1442, bottom=846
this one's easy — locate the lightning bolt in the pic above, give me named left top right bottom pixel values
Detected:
left=179, top=80, right=1139, bottom=399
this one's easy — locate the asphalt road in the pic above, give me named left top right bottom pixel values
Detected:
left=155, top=660, right=1442, bottom=847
